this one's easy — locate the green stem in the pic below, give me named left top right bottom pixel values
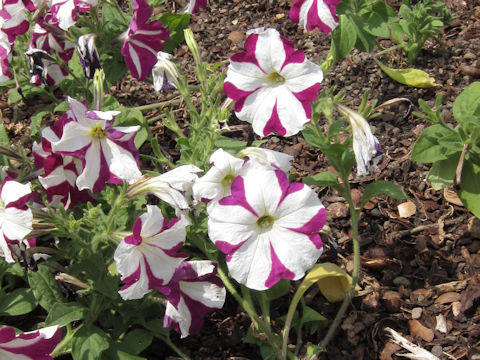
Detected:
left=374, top=44, right=403, bottom=58
left=132, top=98, right=182, bottom=112
left=51, top=324, right=74, bottom=358
left=155, top=333, right=191, bottom=360
left=318, top=178, right=360, bottom=350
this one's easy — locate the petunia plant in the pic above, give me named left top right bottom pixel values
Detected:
left=0, top=0, right=464, bottom=359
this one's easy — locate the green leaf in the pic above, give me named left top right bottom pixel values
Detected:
left=0, top=117, right=10, bottom=147
left=92, top=277, right=119, bottom=300
left=45, top=302, right=88, bottom=327
left=374, top=58, right=437, bottom=88
left=411, top=124, right=462, bottom=163
left=31, top=107, right=54, bottom=137
left=72, top=325, right=110, bottom=360
left=426, top=153, right=460, bottom=190
left=300, top=306, right=328, bottom=335
left=143, top=319, right=170, bottom=337
left=159, top=13, right=190, bottom=53
left=347, top=14, right=376, bottom=52
left=330, top=15, right=357, bottom=63
left=54, top=100, right=69, bottom=113
left=104, top=348, right=146, bottom=360
left=303, top=171, right=339, bottom=187
left=28, top=265, right=64, bottom=312
left=458, top=157, right=480, bottom=218
left=361, top=181, right=406, bottom=209
left=0, top=288, right=37, bottom=316
left=360, top=11, right=390, bottom=38
left=453, top=82, right=480, bottom=122
left=213, top=136, right=265, bottom=155
left=7, top=89, right=22, bottom=105
left=121, top=329, right=153, bottom=355
left=264, top=279, right=290, bottom=301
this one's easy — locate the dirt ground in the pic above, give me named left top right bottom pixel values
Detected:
left=1, top=0, right=480, bottom=359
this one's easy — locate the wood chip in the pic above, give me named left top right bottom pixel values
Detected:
left=435, top=292, right=461, bottom=304
left=444, top=188, right=464, bottom=206
left=398, top=200, right=416, bottom=218
left=409, top=319, right=435, bottom=342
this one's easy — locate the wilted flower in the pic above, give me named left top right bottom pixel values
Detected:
left=121, top=0, right=169, bottom=81
left=207, top=168, right=326, bottom=290
left=114, top=205, right=188, bottom=300
left=289, top=0, right=339, bottom=34
left=51, top=97, right=141, bottom=193
left=224, top=28, right=323, bottom=137
left=77, top=33, right=101, bottom=79
left=25, top=48, right=68, bottom=86
left=152, top=51, right=179, bottom=91
left=0, top=325, right=62, bottom=360
left=158, top=260, right=226, bottom=338
left=0, top=178, right=34, bottom=263
left=335, top=103, right=383, bottom=176
left=126, top=165, right=202, bottom=212
left=181, top=0, right=207, bottom=14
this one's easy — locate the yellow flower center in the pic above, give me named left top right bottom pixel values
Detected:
left=89, top=124, right=107, bottom=139
left=267, top=71, right=286, bottom=85
left=221, top=173, right=236, bottom=187
left=256, top=215, right=274, bottom=229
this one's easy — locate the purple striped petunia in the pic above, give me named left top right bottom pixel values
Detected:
left=158, top=260, right=226, bottom=338
left=0, top=0, right=30, bottom=42
left=51, top=97, right=141, bottom=194
left=0, top=325, right=62, bottom=360
left=114, top=205, right=188, bottom=300
left=181, top=0, right=207, bottom=14
left=224, top=28, right=324, bottom=137
left=207, top=167, right=326, bottom=290
left=289, top=0, right=340, bottom=34
left=121, top=0, right=169, bottom=81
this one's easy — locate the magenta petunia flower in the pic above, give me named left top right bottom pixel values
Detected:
left=224, top=28, right=324, bottom=137
left=207, top=167, right=326, bottom=290
left=0, top=325, right=62, bottom=360
left=0, top=178, right=33, bottom=263
left=51, top=97, right=141, bottom=193
left=0, top=32, right=12, bottom=83
left=50, top=0, right=98, bottom=30
left=121, top=0, right=169, bottom=81
left=0, top=0, right=30, bottom=42
left=158, top=260, right=226, bottom=338
left=289, top=0, right=340, bottom=34
left=114, top=205, right=188, bottom=300
left=181, top=0, right=207, bottom=14
left=33, top=113, right=93, bottom=208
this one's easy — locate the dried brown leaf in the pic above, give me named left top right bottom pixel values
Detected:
left=409, top=319, right=435, bottom=342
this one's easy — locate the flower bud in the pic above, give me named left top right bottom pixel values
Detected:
left=77, top=33, right=101, bottom=79
left=152, top=51, right=179, bottom=91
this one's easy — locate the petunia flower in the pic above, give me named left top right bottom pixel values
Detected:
left=0, top=178, right=34, bottom=263
left=152, top=51, right=179, bottom=91
left=192, top=148, right=245, bottom=204
left=0, top=0, right=30, bottom=42
left=181, top=0, right=207, bottom=14
left=224, top=27, right=323, bottom=137
left=238, top=147, right=293, bottom=174
left=50, top=0, right=98, bottom=30
left=335, top=103, right=383, bottom=176
left=0, top=32, right=12, bottom=83
left=126, top=165, right=202, bottom=212
left=51, top=97, right=141, bottom=193
left=114, top=205, right=188, bottom=300
left=77, top=33, right=101, bottom=79
left=289, top=0, right=339, bottom=34
left=25, top=48, right=68, bottom=86
left=158, top=260, right=226, bottom=338
left=207, top=167, right=326, bottom=290
left=121, top=0, right=169, bottom=81
left=33, top=113, right=92, bottom=208
left=0, top=325, right=62, bottom=360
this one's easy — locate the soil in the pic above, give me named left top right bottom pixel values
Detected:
left=1, top=0, right=480, bottom=359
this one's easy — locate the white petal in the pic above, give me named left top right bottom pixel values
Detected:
left=52, top=121, right=91, bottom=153
left=254, top=28, right=286, bottom=73
left=2, top=208, right=33, bottom=240
left=75, top=142, right=100, bottom=191
left=165, top=298, right=191, bottom=338
left=180, top=280, right=225, bottom=309
left=103, top=139, right=141, bottom=184
left=1, top=181, right=31, bottom=206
